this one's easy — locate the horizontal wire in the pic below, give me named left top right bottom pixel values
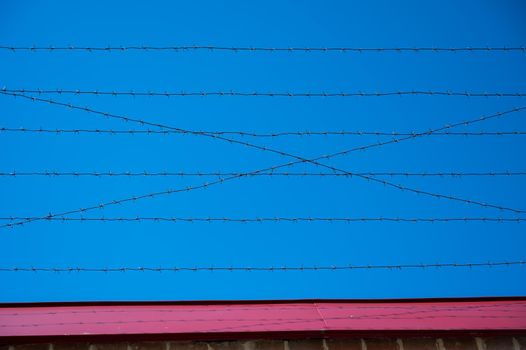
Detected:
left=1, top=46, right=525, bottom=52
left=1, top=217, right=524, bottom=223
left=0, top=261, right=524, bottom=273
left=2, top=171, right=525, bottom=177
left=4, top=95, right=526, bottom=219
left=4, top=94, right=526, bottom=196
left=1, top=92, right=525, bottom=230
left=3, top=127, right=525, bottom=137
left=4, top=88, right=526, bottom=98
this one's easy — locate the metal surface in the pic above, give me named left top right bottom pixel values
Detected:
left=1, top=299, right=525, bottom=338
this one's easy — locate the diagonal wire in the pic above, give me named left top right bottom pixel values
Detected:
left=1, top=91, right=525, bottom=230
left=3, top=88, right=526, bottom=98
left=2, top=91, right=525, bottom=223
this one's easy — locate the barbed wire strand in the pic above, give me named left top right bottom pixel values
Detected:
left=1, top=91, right=525, bottom=229
left=2, top=171, right=525, bottom=177
left=1, top=45, right=525, bottom=52
left=1, top=217, right=524, bottom=223
left=1, top=92, right=525, bottom=221
left=0, top=261, right=524, bottom=273
left=2, top=127, right=526, bottom=137
left=3, top=88, right=526, bottom=98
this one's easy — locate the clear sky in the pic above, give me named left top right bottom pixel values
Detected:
left=0, top=0, right=525, bottom=302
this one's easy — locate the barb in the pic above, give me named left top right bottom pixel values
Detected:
left=1, top=45, right=525, bottom=52
left=3, top=127, right=525, bottom=137
left=1, top=91, right=525, bottom=230
left=0, top=261, right=524, bottom=273
left=2, top=171, right=525, bottom=177
left=3, top=88, right=526, bottom=98
left=1, top=217, right=524, bottom=223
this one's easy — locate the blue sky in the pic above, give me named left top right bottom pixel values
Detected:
left=0, top=0, right=525, bottom=302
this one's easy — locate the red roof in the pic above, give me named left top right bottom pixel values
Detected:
left=1, top=298, right=525, bottom=341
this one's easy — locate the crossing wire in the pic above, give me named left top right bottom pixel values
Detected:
left=1, top=217, right=524, bottom=223
left=1, top=45, right=525, bottom=52
left=2, top=171, right=525, bottom=177
left=1, top=91, right=525, bottom=230
left=0, top=261, right=524, bottom=273
left=4, top=88, right=526, bottom=98
left=2, top=127, right=525, bottom=137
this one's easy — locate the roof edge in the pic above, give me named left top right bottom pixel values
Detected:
left=1, top=296, right=525, bottom=308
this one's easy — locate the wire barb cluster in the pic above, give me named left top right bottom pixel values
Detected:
left=1, top=46, right=525, bottom=52
left=1, top=261, right=524, bottom=273
left=3, top=88, right=526, bottom=98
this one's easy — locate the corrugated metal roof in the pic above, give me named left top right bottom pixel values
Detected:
left=1, top=298, right=525, bottom=340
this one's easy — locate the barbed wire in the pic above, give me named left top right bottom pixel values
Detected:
left=1, top=91, right=525, bottom=230
left=1, top=217, right=524, bottom=223
left=1, top=94, right=525, bottom=229
left=2, top=127, right=526, bottom=137
left=1, top=45, right=525, bottom=53
left=2, top=171, right=525, bottom=177
left=0, top=261, right=524, bottom=273
left=4, top=88, right=526, bottom=98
